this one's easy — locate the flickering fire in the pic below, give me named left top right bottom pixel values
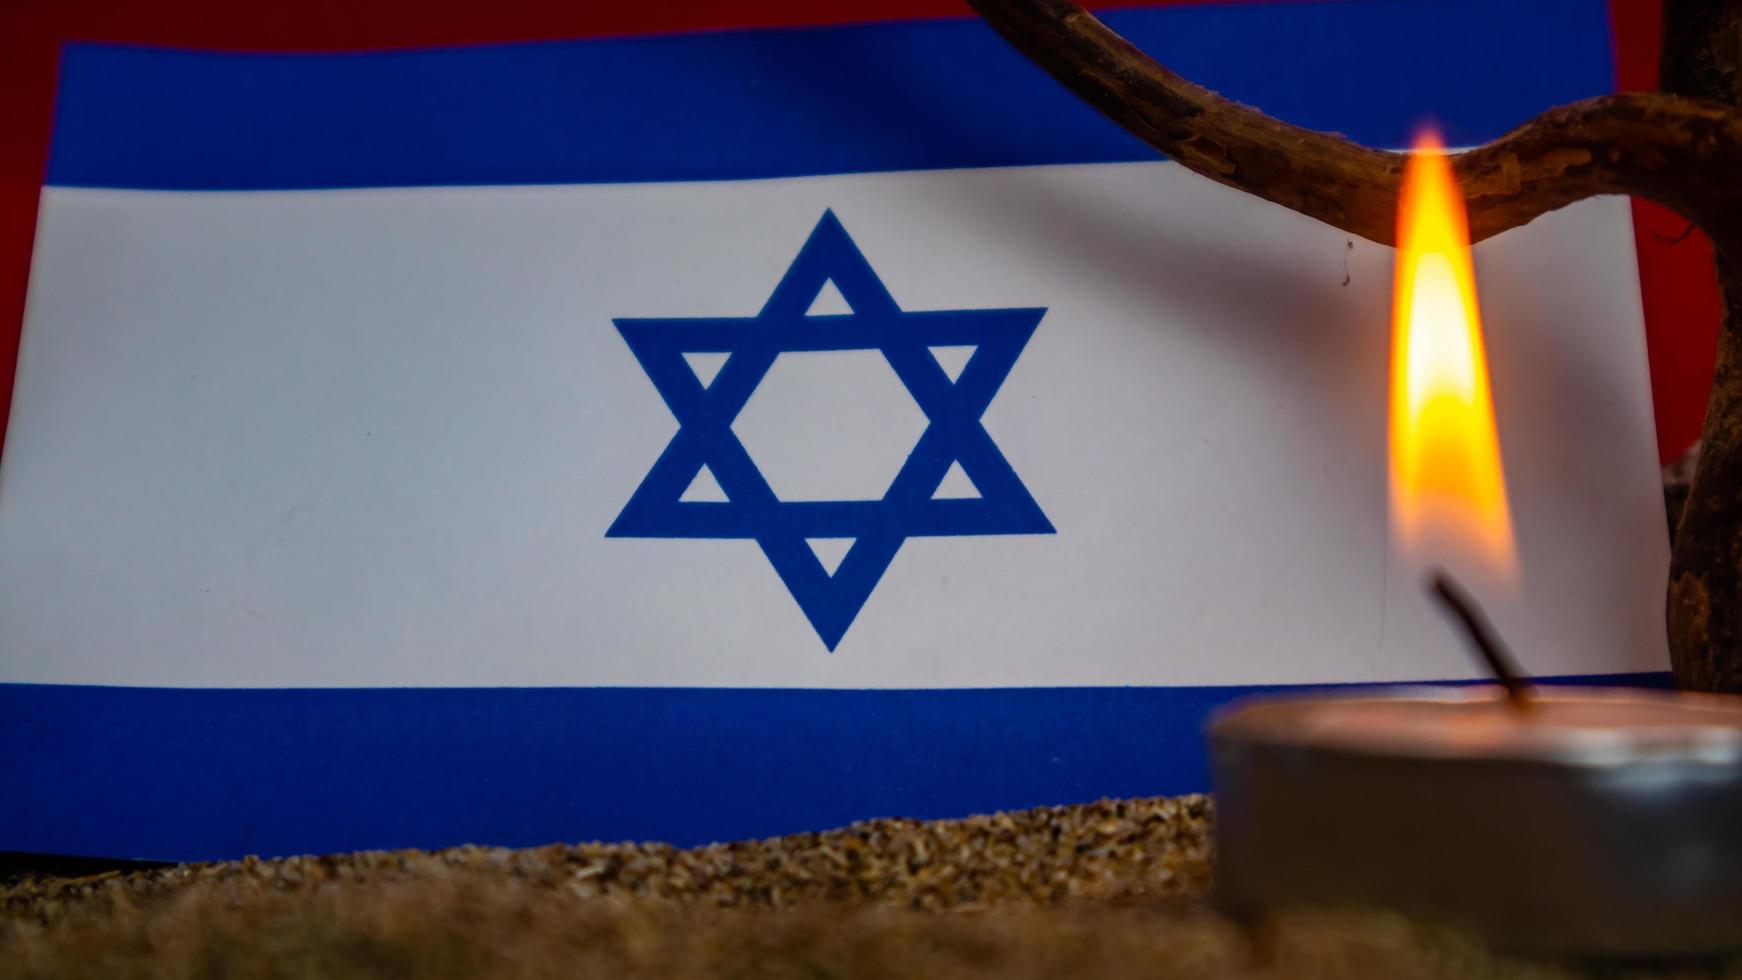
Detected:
left=1389, top=130, right=1515, bottom=578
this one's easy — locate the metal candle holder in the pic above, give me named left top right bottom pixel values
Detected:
left=1209, top=572, right=1742, bottom=956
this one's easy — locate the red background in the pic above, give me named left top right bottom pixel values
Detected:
left=0, top=0, right=1714, bottom=464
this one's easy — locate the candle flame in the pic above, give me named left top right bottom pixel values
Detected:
left=1389, top=130, right=1515, bottom=578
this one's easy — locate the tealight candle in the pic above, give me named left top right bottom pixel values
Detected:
left=1209, top=685, right=1742, bottom=954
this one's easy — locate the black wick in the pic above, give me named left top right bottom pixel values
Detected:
left=1427, top=569, right=1533, bottom=711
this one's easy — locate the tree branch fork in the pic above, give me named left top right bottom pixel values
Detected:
left=970, top=0, right=1742, bottom=248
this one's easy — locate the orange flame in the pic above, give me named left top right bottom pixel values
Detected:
left=1389, top=130, right=1515, bottom=578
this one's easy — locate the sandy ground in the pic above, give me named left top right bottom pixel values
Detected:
left=0, top=795, right=1733, bottom=979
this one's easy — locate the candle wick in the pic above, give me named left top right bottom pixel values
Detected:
left=1427, top=569, right=1533, bottom=712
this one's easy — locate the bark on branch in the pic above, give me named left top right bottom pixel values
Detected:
left=968, top=0, right=1742, bottom=246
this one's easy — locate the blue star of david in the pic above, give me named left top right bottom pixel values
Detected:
left=608, top=211, right=1054, bottom=650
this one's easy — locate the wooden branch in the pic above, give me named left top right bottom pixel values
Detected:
left=1662, top=0, right=1742, bottom=104
left=968, top=0, right=1742, bottom=246
left=1663, top=0, right=1742, bottom=692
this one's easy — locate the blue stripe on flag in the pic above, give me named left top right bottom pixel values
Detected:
left=2, top=674, right=1668, bottom=861
left=45, top=0, right=1615, bottom=190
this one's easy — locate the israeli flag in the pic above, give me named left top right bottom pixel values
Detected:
left=0, top=0, right=1667, bottom=859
